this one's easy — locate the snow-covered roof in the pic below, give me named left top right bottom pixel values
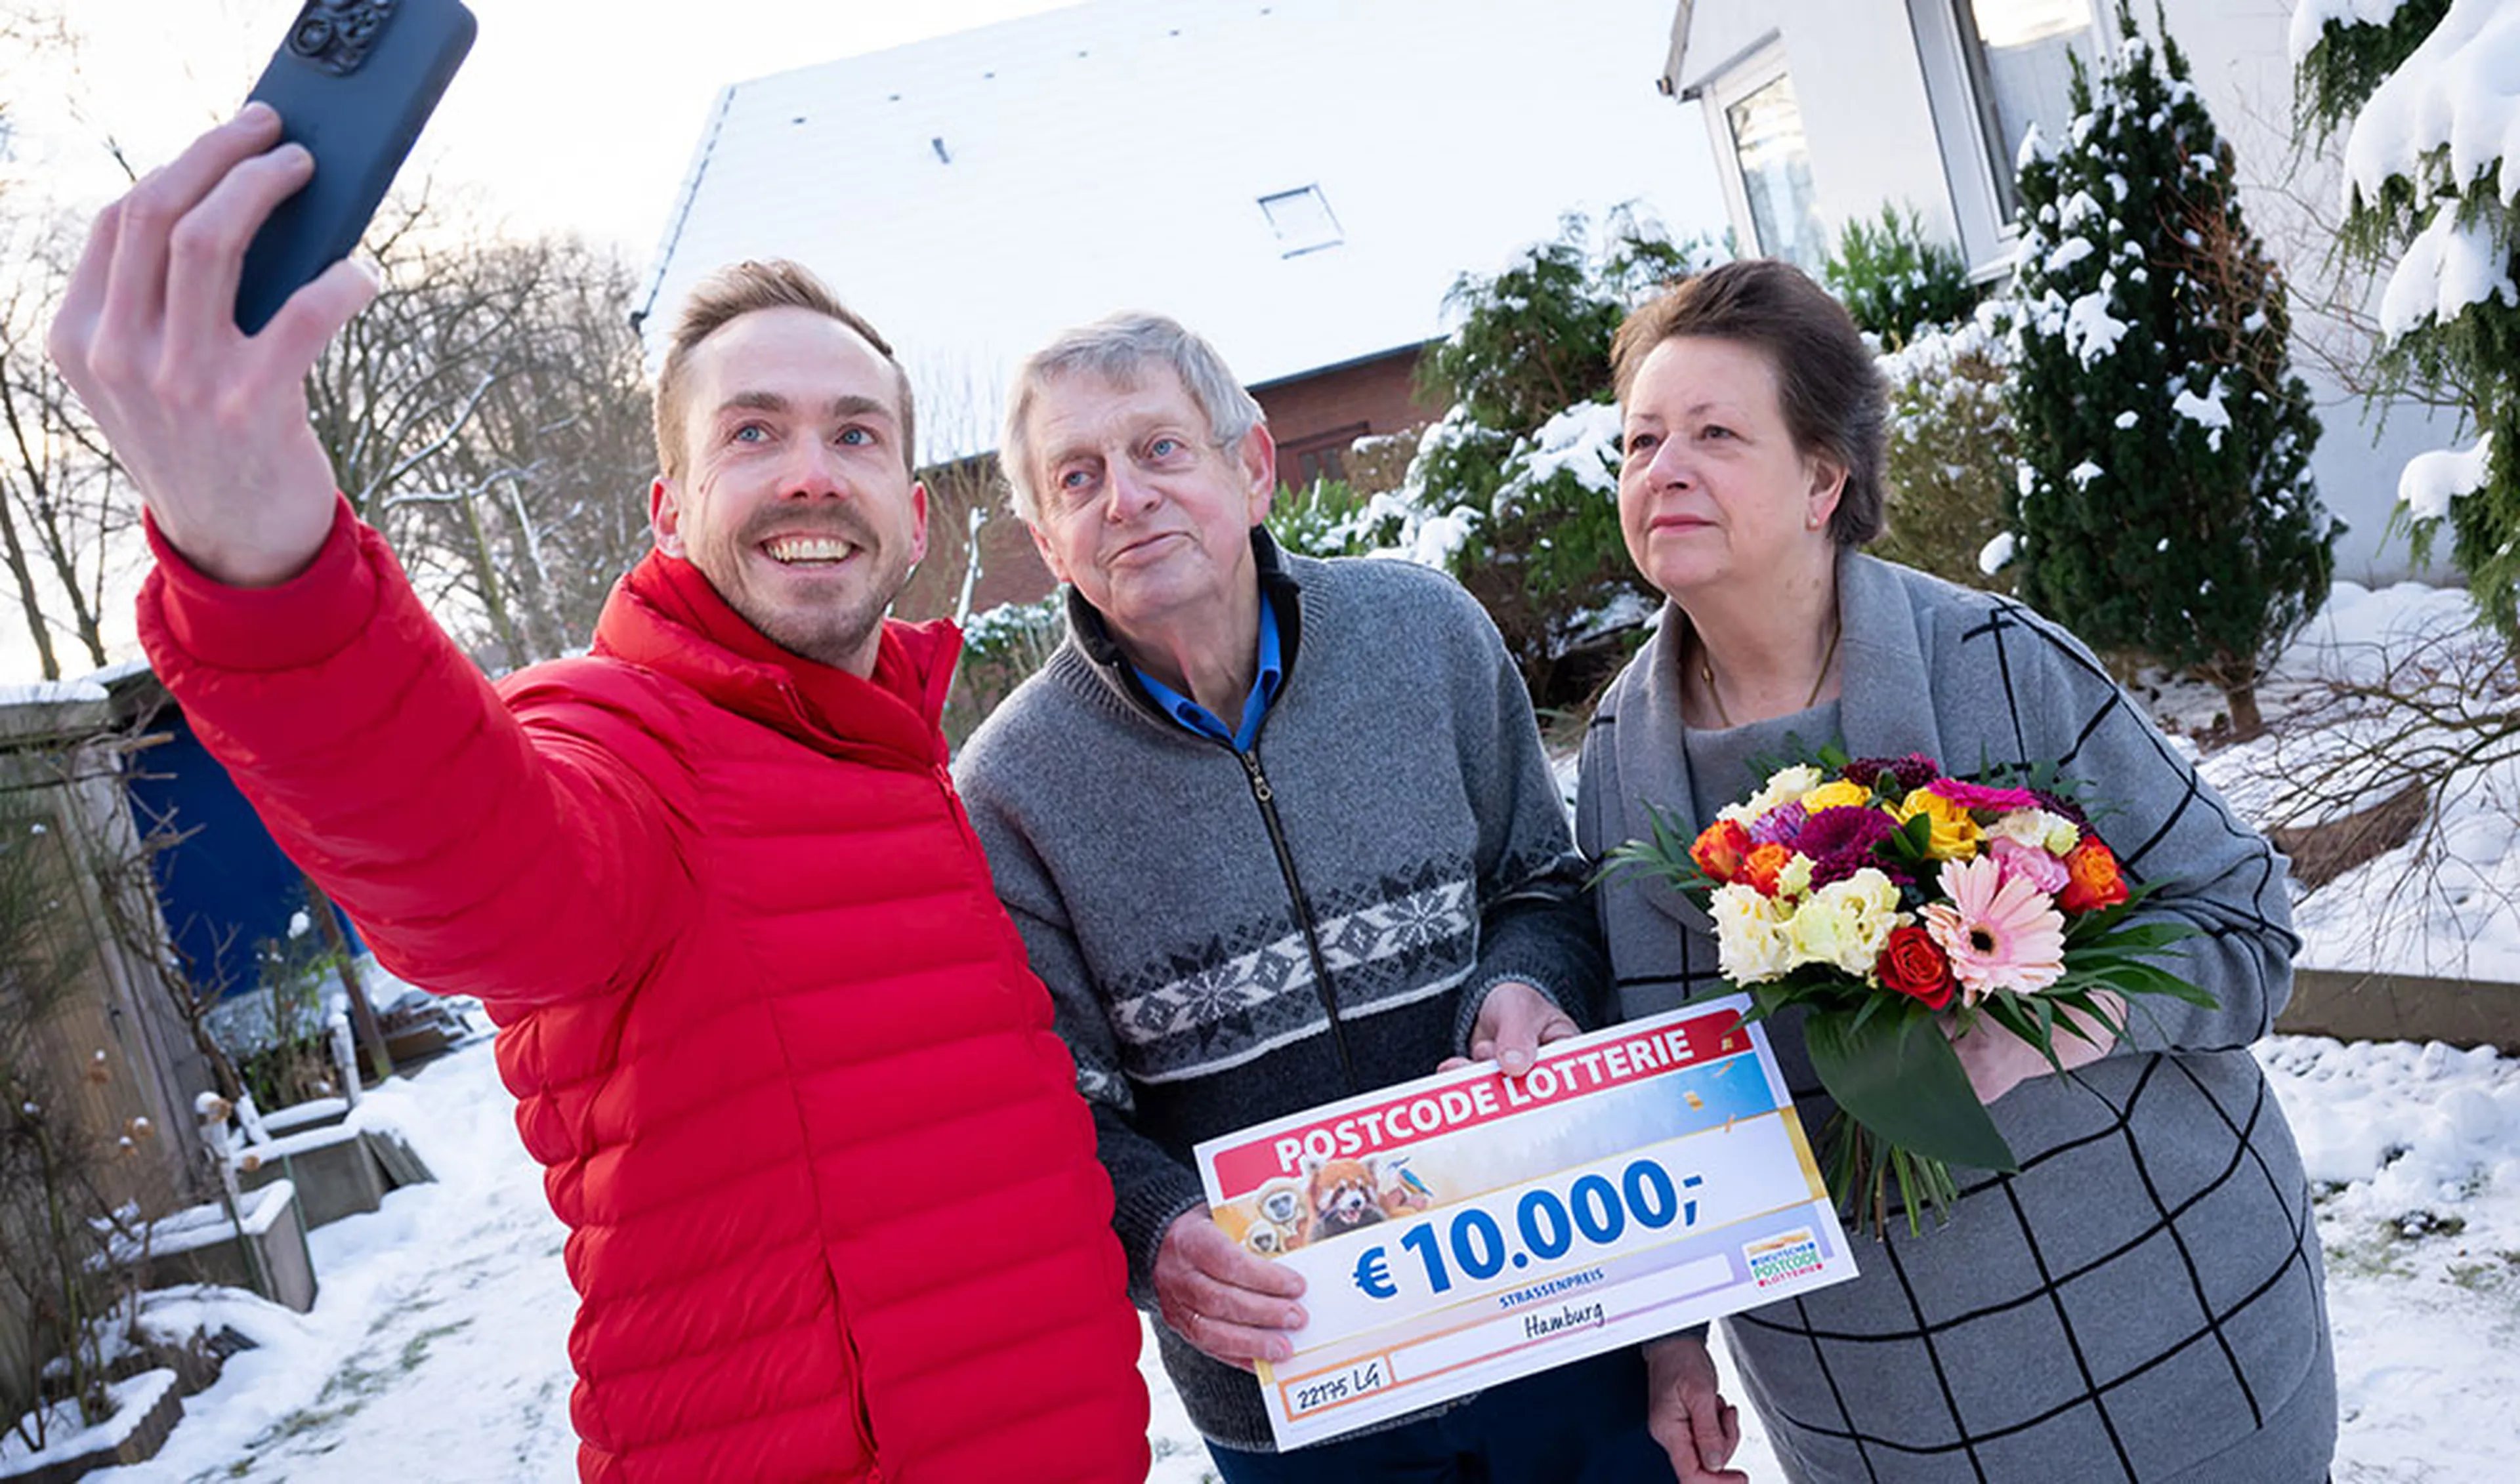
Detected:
left=635, top=0, right=1727, bottom=461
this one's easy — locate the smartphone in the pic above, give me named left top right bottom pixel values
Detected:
left=234, top=0, right=476, bottom=333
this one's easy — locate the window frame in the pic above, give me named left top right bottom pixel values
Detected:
left=1692, top=37, right=1826, bottom=272
left=1906, top=0, right=2111, bottom=276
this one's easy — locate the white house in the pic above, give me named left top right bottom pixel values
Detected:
left=1659, top=0, right=2460, bottom=583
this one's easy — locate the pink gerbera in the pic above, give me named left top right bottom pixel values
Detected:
left=1920, top=855, right=2066, bottom=1002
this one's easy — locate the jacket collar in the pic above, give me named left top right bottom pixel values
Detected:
left=1062, top=526, right=1305, bottom=727
left=1604, top=547, right=1939, bottom=934
left=592, top=549, right=956, bottom=770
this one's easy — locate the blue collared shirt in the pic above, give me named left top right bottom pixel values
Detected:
left=1131, top=594, right=1284, bottom=751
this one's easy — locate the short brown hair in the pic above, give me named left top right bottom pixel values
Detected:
left=650, top=259, right=915, bottom=481
left=1610, top=258, right=1888, bottom=546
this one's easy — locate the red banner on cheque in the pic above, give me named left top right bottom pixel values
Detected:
left=1208, top=1008, right=1750, bottom=1197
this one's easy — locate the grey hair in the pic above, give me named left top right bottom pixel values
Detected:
left=999, top=312, right=1266, bottom=522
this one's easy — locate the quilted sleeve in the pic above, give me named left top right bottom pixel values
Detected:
left=138, top=499, right=687, bottom=1008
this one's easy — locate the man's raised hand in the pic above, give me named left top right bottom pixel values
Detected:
left=48, top=103, right=381, bottom=588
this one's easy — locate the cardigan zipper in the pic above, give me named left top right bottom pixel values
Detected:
left=1236, top=747, right=1359, bottom=1093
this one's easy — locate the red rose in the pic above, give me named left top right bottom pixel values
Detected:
left=1878, top=924, right=1957, bottom=1010
left=1690, top=818, right=1752, bottom=883
left=2058, top=837, right=2130, bottom=913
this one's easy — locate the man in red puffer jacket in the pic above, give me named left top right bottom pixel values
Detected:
left=49, top=107, right=1149, bottom=1483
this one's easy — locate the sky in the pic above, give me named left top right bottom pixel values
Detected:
left=0, top=0, right=1083, bottom=682
left=9, top=0, right=1089, bottom=258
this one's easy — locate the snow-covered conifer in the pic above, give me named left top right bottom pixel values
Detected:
left=2294, top=0, right=2520, bottom=644
left=2005, top=3, right=2336, bottom=739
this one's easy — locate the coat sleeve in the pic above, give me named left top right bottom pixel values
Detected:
left=138, top=501, right=688, bottom=1010
left=956, top=765, right=1204, bottom=1308
left=1449, top=592, right=1611, bottom=1046
left=1990, top=603, right=2300, bottom=1054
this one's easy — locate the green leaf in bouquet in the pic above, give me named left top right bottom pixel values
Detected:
left=1805, top=1000, right=2020, bottom=1174
left=2090, top=919, right=2200, bottom=954
left=2095, top=961, right=2221, bottom=1007
left=1876, top=810, right=1938, bottom=873
left=1595, top=801, right=1712, bottom=895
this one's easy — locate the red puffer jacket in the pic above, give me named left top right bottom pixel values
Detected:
left=140, top=503, right=1150, bottom=1483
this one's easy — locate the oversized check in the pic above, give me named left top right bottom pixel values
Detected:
left=1192, top=996, right=1857, bottom=1450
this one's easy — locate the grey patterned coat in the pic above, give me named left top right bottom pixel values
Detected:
left=956, top=535, right=1605, bottom=1450
left=1576, top=552, right=2335, bottom=1483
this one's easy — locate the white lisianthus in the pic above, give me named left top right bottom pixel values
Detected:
left=1786, top=869, right=1907, bottom=976
left=1710, top=882, right=1797, bottom=983
left=1776, top=853, right=1816, bottom=899
left=1719, top=764, right=1827, bottom=827
left=1986, top=808, right=2080, bottom=856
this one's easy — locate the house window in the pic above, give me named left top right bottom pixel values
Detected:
left=1723, top=72, right=1825, bottom=270
left=1259, top=186, right=1343, bottom=257
left=1691, top=41, right=1828, bottom=273
left=1278, top=423, right=1368, bottom=489
left=1951, top=0, right=2101, bottom=220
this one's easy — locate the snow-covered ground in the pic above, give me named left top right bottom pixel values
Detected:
left=20, top=579, right=2517, bottom=1483
left=49, top=1020, right=2515, bottom=1483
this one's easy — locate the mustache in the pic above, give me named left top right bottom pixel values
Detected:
left=738, top=505, right=882, bottom=550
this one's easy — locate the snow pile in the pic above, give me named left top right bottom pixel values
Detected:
left=2257, top=1035, right=2520, bottom=1483
left=2340, top=0, right=2520, bottom=209
left=91, top=1041, right=579, bottom=1483
left=0, top=1370, right=178, bottom=1479
left=1504, top=402, right=1622, bottom=505
left=2378, top=202, right=2518, bottom=338
left=0, top=678, right=110, bottom=707
left=2288, top=0, right=2416, bottom=64
left=2335, top=0, right=2520, bottom=337
left=2399, top=431, right=2494, bottom=521
left=2170, top=377, right=2231, bottom=450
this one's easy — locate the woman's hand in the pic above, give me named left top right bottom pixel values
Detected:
left=1644, top=1332, right=1748, bottom=1483
left=1946, top=989, right=2124, bottom=1103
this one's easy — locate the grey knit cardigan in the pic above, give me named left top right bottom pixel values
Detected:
left=1575, top=551, right=2335, bottom=1483
left=955, top=537, right=1606, bottom=1451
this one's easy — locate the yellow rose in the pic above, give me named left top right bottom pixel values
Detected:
left=1799, top=779, right=1872, bottom=814
left=1897, top=788, right=1983, bottom=860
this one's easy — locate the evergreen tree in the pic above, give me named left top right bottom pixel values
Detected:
left=2294, top=0, right=2519, bottom=645
left=2004, top=3, right=2336, bottom=739
left=1368, top=211, right=1713, bottom=707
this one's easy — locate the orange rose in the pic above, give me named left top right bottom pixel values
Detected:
left=1690, top=818, right=1753, bottom=883
left=1742, top=841, right=1794, bottom=897
left=2057, top=837, right=2129, bottom=913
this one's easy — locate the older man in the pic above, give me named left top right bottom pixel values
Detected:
left=49, top=106, right=1147, bottom=1483
left=954, top=314, right=1652, bottom=1481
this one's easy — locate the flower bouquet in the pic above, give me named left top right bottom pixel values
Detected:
left=1605, top=749, right=2215, bottom=1237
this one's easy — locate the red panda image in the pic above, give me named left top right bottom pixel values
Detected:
left=1305, top=1155, right=1386, bottom=1239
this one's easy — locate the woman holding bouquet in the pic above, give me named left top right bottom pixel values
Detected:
left=1577, top=258, right=2333, bottom=1483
